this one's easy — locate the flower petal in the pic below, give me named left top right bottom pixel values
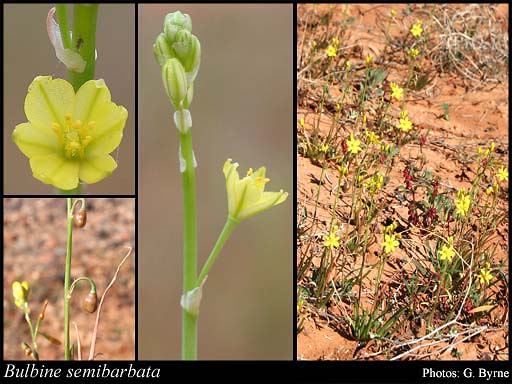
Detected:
left=78, top=154, right=117, bottom=184
left=85, top=103, right=128, bottom=155
left=74, top=79, right=112, bottom=121
left=30, top=153, right=79, bottom=190
left=13, top=122, right=59, bottom=157
left=238, top=191, right=288, bottom=220
left=25, top=76, right=75, bottom=129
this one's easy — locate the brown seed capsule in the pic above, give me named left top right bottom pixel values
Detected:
left=73, top=209, right=87, bottom=228
left=82, top=291, right=98, bottom=313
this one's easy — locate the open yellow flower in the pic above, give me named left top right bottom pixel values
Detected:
left=381, top=233, right=399, bottom=254
left=223, top=159, right=288, bottom=222
left=323, top=232, right=340, bottom=249
left=439, top=244, right=455, bottom=262
left=410, top=20, right=423, bottom=38
left=325, top=45, right=337, bottom=58
left=13, top=76, right=128, bottom=191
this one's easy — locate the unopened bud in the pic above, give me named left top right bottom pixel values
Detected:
left=153, top=33, right=175, bottom=66
left=82, top=291, right=98, bottom=313
left=162, top=58, right=188, bottom=109
left=38, top=300, right=49, bottom=321
left=164, top=11, right=192, bottom=44
left=172, top=30, right=201, bottom=83
left=73, top=209, right=87, bottom=228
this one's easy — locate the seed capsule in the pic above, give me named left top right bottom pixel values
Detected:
left=82, top=291, right=98, bottom=313
left=73, top=209, right=87, bottom=228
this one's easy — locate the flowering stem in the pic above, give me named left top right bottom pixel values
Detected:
left=179, top=129, right=198, bottom=360
left=67, top=4, right=98, bottom=91
left=55, top=4, right=71, bottom=49
left=196, top=218, right=238, bottom=287
left=64, top=198, right=74, bottom=360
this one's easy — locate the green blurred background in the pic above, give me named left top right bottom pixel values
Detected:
left=4, top=4, right=135, bottom=195
left=138, top=4, right=293, bottom=359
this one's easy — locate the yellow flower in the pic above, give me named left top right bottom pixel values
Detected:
left=485, top=186, right=493, bottom=195
left=223, top=159, right=288, bottom=222
left=381, top=142, right=390, bottom=153
left=390, top=82, right=404, bottom=100
left=325, top=45, right=337, bottom=58
left=399, top=111, right=413, bottom=132
left=455, top=188, right=471, bottom=217
left=497, top=166, right=508, bottom=182
left=347, top=133, right=361, bottom=154
left=12, top=76, right=128, bottom=191
left=366, top=54, right=372, bottom=65
left=478, top=263, right=493, bottom=285
left=323, top=232, right=340, bottom=249
left=381, top=234, right=399, bottom=254
left=332, top=37, right=340, bottom=47
left=336, top=103, right=342, bottom=112
left=312, top=41, right=317, bottom=48
left=338, top=165, right=348, bottom=177
left=320, top=144, right=329, bottom=153
left=439, top=244, right=455, bottom=262
left=410, top=20, right=423, bottom=38
left=390, top=9, right=397, bottom=17
left=365, top=131, right=380, bottom=145
left=362, top=114, right=367, bottom=124
left=346, top=61, right=351, bottom=71
left=365, top=173, right=384, bottom=193
left=408, top=48, right=419, bottom=58
left=12, top=281, right=30, bottom=309
left=299, top=117, right=305, bottom=128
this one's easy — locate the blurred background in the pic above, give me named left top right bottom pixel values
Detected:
left=4, top=4, right=135, bottom=195
left=3, top=198, right=135, bottom=360
left=138, top=4, right=293, bottom=359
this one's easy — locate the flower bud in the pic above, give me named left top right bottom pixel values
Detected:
left=164, top=11, right=192, bottom=44
left=153, top=33, right=175, bottom=66
left=82, top=291, right=98, bottom=313
left=162, top=58, right=188, bottom=109
left=12, top=281, right=30, bottom=309
left=172, top=31, right=201, bottom=83
left=73, top=209, right=87, bottom=228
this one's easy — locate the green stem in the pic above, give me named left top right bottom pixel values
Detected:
left=68, top=4, right=99, bottom=91
left=179, top=130, right=198, bottom=360
left=55, top=4, right=71, bottom=49
left=64, top=198, right=74, bottom=360
left=24, top=312, right=39, bottom=360
left=196, top=218, right=238, bottom=286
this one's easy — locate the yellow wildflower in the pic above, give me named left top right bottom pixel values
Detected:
left=347, top=133, right=361, bottom=154
left=346, top=61, right=351, bottom=71
left=326, top=45, right=337, bottom=58
left=332, top=37, right=340, bottom=47
left=324, top=232, right=340, bottom=249
left=390, top=9, right=396, bottom=17
left=398, top=110, right=413, bottom=132
left=390, top=82, right=404, bottom=100
left=320, top=144, right=329, bottom=153
left=455, top=188, right=471, bottom=217
left=12, top=281, right=30, bottom=310
left=439, top=244, right=455, bottom=262
left=408, top=48, right=419, bottom=58
left=478, top=263, right=493, bottom=285
left=299, top=117, right=305, bottom=128
left=497, top=166, right=508, bottom=182
left=12, top=76, right=128, bottom=191
left=223, top=159, right=288, bottom=221
left=410, top=20, right=423, bottom=38
left=366, top=54, right=372, bottom=65
left=381, top=234, right=399, bottom=254
left=365, top=131, right=380, bottom=145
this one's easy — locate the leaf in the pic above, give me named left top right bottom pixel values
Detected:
left=468, top=305, right=496, bottom=314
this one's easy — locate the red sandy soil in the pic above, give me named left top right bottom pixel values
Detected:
left=3, top=198, right=135, bottom=360
left=297, top=4, right=508, bottom=360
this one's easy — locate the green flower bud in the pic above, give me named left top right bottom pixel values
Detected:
left=172, top=30, right=201, bottom=83
left=153, top=33, right=175, bottom=66
left=164, top=11, right=192, bottom=44
left=162, top=58, right=188, bottom=109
